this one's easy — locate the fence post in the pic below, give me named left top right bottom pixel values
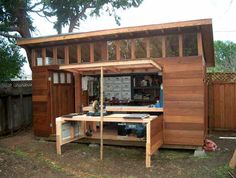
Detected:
left=20, top=93, right=25, bottom=125
left=7, top=95, right=13, bottom=135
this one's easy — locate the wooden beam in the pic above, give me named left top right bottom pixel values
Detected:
left=63, top=69, right=79, bottom=73
left=60, top=59, right=162, bottom=70
left=42, top=48, right=46, bottom=65
left=90, top=43, right=94, bottom=63
left=31, top=49, right=36, bottom=66
left=115, top=41, right=120, bottom=61
left=162, top=36, right=166, bottom=58
left=150, top=60, right=162, bottom=71
left=197, top=32, right=203, bottom=56
left=64, top=46, right=69, bottom=64
left=178, top=34, right=183, bottom=57
left=146, top=38, right=150, bottom=58
left=107, top=67, right=119, bottom=73
left=100, top=66, right=104, bottom=160
left=53, top=47, right=57, bottom=65
left=73, top=64, right=154, bottom=72
left=74, top=73, right=82, bottom=112
left=131, top=39, right=135, bottom=59
left=77, top=44, right=81, bottom=63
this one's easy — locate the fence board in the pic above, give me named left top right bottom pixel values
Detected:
left=0, top=81, right=32, bottom=135
left=208, top=73, right=236, bottom=131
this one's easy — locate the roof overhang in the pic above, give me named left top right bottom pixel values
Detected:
left=59, top=59, right=162, bottom=74
left=17, top=19, right=215, bottom=67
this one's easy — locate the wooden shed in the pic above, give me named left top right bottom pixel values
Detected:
left=17, top=19, right=214, bottom=149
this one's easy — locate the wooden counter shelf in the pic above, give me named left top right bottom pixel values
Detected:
left=56, top=114, right=163, bottom=168
left=82, top=106, right=164, bottom=113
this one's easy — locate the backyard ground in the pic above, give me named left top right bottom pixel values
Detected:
left=0, top=129, right=235, bottom=178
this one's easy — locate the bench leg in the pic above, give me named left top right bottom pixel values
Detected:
left=146, top=122, right=151, bottom=168
left=56, top=117, right=62, bottom=155
left=146, top=144, right=151, bottom=168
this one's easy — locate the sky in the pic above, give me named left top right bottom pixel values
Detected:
left=22, top=0, right=236, bottom=77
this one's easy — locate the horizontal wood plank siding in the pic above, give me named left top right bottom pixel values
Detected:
left=158, top=57, right=205, bottom=146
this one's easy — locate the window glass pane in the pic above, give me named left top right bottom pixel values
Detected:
left=53, top=73, right=59, bottom=84
left=120, top=40, right=131, bottom=60
left=150, top=36, right=162, bottom=58
left=36, top=49, right=43, bottom=66
left=69, top=45, right=77, bottom=64
left=183, top=33, right=198, bottom=56
left=45, top=48, right=53, bottom=65
left=81, top=43, right=90, bottom=63
left=60, top=73, right=65, bottom=84
left=135, top=38, right=146, bottom=58
left=94, top=42, right=102, bottom=62
left=166, top=35, right=179, bottom=57
left=108, top=41, right=116, bottom=60
left=57, top=46, right=65, bottom=64
left=67, top=73, right=72, bottom=83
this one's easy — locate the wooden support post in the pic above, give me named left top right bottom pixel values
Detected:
left=146, top=38, right=150, bottom=58
left=115, top=41, right=121, bottom=61
left=178, top=34, right=183, bottom=57
left=162, top=36, right=166, bottom=58
left=31, top=49, right=36, bottom=67
left=146, top=121, right=151, bottom=168
left=74, top=73, right=82, bottom=112
left=70, top=122, right=75, bottom=139
left=77, top=44, right=81, bottom=63
left=42, top=48, right=46, bottom=66
left=229, top=149, right=236, bottom=169
left=197, top=32, right=203, bottom=56
left=131, top=39, right=135, bottom=59
left=90, top=43, right=94, bottom=63
left=53, top=47, right=57, bottom=65
left=64, top=46, right=69, bottom=64
left=100, top=67, right=104, bottom=160
left=56, top=118, right=62, bottom=155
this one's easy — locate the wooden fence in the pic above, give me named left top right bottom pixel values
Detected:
left=0, top=81, right=32, bottom=135
left=207, top=73, right=236, bottom=131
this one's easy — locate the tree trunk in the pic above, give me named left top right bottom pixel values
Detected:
left=68, top=18, right=78, bottom=33
left=14, top=0, right=32, bottom=69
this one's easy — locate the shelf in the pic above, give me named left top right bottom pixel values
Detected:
left=133, top=99, right=156, bottom=102
left=133, top=86, right=159, bottom=89
left=90, top=129, right=145, bottom=142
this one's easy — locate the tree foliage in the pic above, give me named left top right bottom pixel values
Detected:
left=0, top=0, right=143, bottom=69
left=43, top=0, right=143, bottom=33
left=208, top=40, right=236, bottom=72
left=0, top=38, right=26, bottom=81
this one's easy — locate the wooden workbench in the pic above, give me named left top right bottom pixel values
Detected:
left=83, top=105, right=164, bottom=112
left=56, top=114, right=163, bottom=168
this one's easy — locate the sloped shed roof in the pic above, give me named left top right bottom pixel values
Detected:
left=17, top=19, right=214, bottom=67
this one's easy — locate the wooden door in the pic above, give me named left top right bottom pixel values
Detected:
left=49, top=71, right=75, bottom=134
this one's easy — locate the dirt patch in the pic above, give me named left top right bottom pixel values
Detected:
left=0, top=130, right=235, bottom=178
